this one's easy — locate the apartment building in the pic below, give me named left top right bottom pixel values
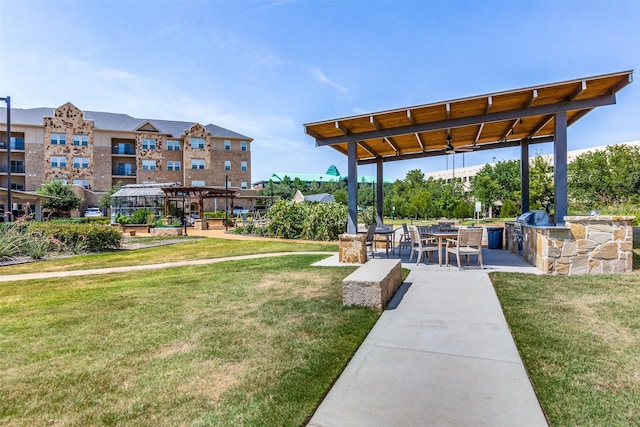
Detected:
left=0, top=102, right=253, bottom=212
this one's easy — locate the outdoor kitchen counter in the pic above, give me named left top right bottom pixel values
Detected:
left=505, top=216, right=635, bottom=275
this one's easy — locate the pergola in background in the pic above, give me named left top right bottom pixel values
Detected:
left=305, top=70, right=633, bottom=234
left=161, top=186, right=238, bottom=218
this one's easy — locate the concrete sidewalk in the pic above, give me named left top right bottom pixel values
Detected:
left=309, top=248, right=548, bottom=427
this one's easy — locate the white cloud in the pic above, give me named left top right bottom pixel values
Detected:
left=306, top=66, right=349, bottom=95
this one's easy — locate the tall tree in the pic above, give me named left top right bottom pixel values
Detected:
left=98, top=183, right=122, bottom=213
left=529, top=154, right=554, bottom=210
left=38, top=180, right=84, bottom=217
left=569, top=144, right=640, bottom=207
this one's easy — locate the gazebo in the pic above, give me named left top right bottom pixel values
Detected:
left=304, top=70, right=633, bottom=234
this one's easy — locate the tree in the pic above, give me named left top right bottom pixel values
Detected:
left=470, top=166, right=501, bottom=208
left=470, top=160, right=521, bottom=217
left=98, top=183, right=122, bottom=213
left=407, top=188, right=432, bottom=220
left=529, top=154, right=554, bottom=210
left=38, top=180, right=83, bottom=216
left=569, top=144, right=640, bottom=207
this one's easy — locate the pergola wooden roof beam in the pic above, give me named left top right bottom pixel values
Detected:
left=313, top=93, right=616, bottom=149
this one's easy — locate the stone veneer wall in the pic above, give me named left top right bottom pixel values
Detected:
left=505, top=216, right=635, bottom=275
left=339, top=234, right=367, bottom=264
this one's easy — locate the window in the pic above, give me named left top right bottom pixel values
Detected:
left=142, top=160, right=156, bottom=170
left=73, top=157, right=89, bottom=168
left=10, top=160, right=25, bottom=173
left=225, top=160, right=231, bottom=171
left=191, top=180, right=205, bottom=187
left=191, top=138, right=205, bottom=149
left=191, top=159, right=205, bottom=170
left=241, top=161, right=247, bottom=171
left=168, top=161, right=181, bottom=171
left=73, top=135, right=89, bottom=147
left=142, top=139, right=156, bottom=150
left=50, top=133, right=66, bottom=145
left=51, top=156, right=67, bottom=168
left=116, top=143, right=134, bottom=155
left=10, top=137, right=25, bottom=150
left=73, top=179, right=90, bottom=189
left=241, top=141, right=247, bottom=151
left=11, top=183, right=25, bottom=191
left=116, top=163, right=133, bottom=176
left=167, top=140, right=180, bottom=151
left=241, top=181, right=248, bottom=190
left=224, top=140, right=231, bottom=150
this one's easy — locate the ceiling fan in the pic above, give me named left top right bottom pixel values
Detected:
left=444, top=135, right=475, bottom=153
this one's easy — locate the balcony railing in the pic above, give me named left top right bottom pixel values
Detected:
left=112, top=146, right=136, bottom=155
left=0, top=165, right=25, bottom=173
left=0, top=139, right=25, bottom=150
left=112, top=168, right=137, bottom=176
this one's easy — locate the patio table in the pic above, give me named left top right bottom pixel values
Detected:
left=374, top=227, right=400, bottom=258
left=422, top=230, right=458, bottom=266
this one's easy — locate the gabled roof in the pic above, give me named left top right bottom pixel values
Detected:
left=304, top=193, right=335, bottom=203
left=0, top=106, right=252, bottom=140
left=305, top=70, right=633, bottom=165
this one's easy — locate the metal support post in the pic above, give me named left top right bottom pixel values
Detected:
left=554, top=112, right=568, bottom=225
left=1, top=96, right=11, bottom=222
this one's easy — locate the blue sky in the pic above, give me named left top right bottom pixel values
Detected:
left=1, top=0, right=639, bottom=183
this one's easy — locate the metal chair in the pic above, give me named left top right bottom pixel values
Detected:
left=445, top=227, right=484, bottom=270
left=408, top=226, right=439, bottom=265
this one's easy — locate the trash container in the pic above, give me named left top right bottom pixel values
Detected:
left=487, top=227, right=504, bottom=249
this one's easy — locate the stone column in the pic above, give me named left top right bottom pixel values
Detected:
left=339, top=233, right=367, bottom=264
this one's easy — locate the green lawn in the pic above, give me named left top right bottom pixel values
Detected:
left=0, top=237, right=337, bottom=276
left=492, top=271, right=640, bottom=426
left=0, top=254, right=378, bottom=426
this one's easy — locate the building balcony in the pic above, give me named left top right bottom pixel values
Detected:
left=112, top=168, right=137, bottom=177
left=0, top=139, right=25, bottom=151
left=112, top=146, right=136, bottom=156
left=0, top=165, right=25, bottom=174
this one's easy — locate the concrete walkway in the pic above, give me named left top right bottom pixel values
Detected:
left=0, top=252, right=332, bottom=282
left=308, top=248, right=549, bottom=427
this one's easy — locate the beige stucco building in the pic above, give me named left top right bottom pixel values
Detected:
left=0, top=102, right=254, bottom=214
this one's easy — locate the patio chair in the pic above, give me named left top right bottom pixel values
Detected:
left=408, top=225, right=439, bottom=265
left=397, top=223, right=412, bottom=254
left=437, top=221, right=456, bottom=232
left=445, top=227, right=484, bottom=270
left=365, top=223, right=378, bottom=258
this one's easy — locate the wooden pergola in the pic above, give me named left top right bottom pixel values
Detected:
left=161, top=186, right=237, bottom=218
left=304, top=70, right=633, bottom=234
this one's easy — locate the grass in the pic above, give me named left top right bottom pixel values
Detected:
left=0, top=254, right=379, bottom=426
left=0, top=237, right=337, bottom=276
left=492, top=271, right=640, bottom=426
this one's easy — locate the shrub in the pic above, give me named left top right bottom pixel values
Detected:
left=267, top=200, right=347, bottom=241
left=0, top=223, right=25, bottom=260
left=27, top=222, right=122, bottom=252
left=116, top=209, right=154, bottom=225
left=500, top=199, right=519, bottom=218
left=21, top=230, right=53, bottom=260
